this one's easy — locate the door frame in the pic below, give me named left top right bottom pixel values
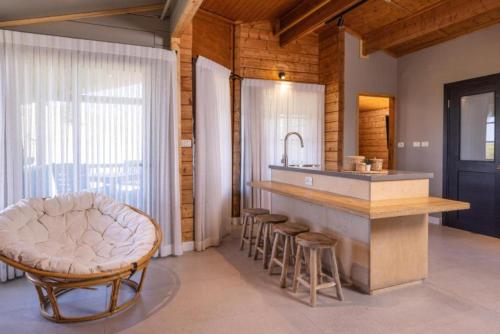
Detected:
left=442, top=73, right=500, bottom=226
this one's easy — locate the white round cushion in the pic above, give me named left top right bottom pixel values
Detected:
left=0, top=192, right=157, bottom=275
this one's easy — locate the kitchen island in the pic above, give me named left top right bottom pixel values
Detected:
left=250, top=165, right=469, bottom=294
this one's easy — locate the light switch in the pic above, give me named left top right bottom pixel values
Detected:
left=397, top=142, right=405, bottom=148
left=421, top=141, right=430, bottom=147
left=413, top=141, right=421, bottom=148
left=181, top=139, right=192, bottom=148
left=304, top=176, right=313, bottom=186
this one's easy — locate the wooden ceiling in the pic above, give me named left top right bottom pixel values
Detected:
left=200, top=0, right=302, bottom=22
left=200, top=0, right=500, bottom=57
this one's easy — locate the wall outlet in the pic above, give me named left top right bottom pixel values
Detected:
left=181, top=139, right=192, bottom=148
left=421, top=141, right=430, bottom=148
left=397, top=142, right=405, bottom=148
left=413, top=141, right=421, bottom=148
left=304, top=176, right=313, bottom=186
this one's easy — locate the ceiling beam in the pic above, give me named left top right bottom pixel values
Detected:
left=170, top=0, right=204, bottom=38
left=279, top=0, right=366, bottom=47
left=275, top=0, right=330, bottom=36
left=0, top=3, right=165, bottom=28
left=362, top=0, right=500, bottom=55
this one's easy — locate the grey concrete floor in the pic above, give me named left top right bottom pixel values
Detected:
left=1, top=224, right=500, bottom=334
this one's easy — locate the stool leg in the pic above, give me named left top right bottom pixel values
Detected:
left=247, top=217, right=257, bottom=257
left=310, top=249, right=318, bottom=307
left=253, top=222, right=263, bottom=259
left=317, top=249, right=323, bottom=284
left=268, top=232, right=279, bottom=274
left=262, top=224, right=270, bottom=269
left=280, top=235, right=290, bottom=288
left=292, top=244, right=302, bottom=293
left=330, top=247, right=344, bottom=301
left=239, top=214, right=248, bottom=250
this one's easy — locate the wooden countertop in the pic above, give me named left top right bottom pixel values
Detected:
left=250, top=181, right=469, bottom=219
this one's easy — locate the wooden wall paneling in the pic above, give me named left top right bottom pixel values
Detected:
left=232, top=20, right=321, bottom=215
left=233, top=25, right=242, bottom=217
left=358, top=108, right=390, bottom=168
left=192, top=10, right=238, bottom=216
left=388, top=97, right=395, bottom=170
left=237, top=21, right=320, bottom=83
left=179, top=24, right=194, bottom=242
left=319, top=25, right=344, bottom=170
left=193, top=10, right=234, bottom=69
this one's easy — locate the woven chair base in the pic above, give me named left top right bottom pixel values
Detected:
left=26, top=265, right=149, bottom=323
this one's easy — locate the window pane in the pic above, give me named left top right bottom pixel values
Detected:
left=460, top=92, right=495, bottom=161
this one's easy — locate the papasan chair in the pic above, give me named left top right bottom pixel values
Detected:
left=0, top=192, right=161, bottom=323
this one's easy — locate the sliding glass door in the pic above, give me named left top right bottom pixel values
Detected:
left=21, top=64, right=148, bottom=208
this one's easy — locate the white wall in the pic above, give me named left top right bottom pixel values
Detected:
left=397, top=24, right=500, bottom=196
left=344, top=32, right=398, bottom=156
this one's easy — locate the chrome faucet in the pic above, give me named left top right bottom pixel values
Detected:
left=281, top=132, right=304, bottom=167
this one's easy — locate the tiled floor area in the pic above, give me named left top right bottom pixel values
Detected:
left=2, top=224, right=500, bottom=334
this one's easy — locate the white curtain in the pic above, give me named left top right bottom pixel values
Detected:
left=241, top=79, right=324, bottom=210
left=0, top=30, right=182, bottom=282
left=194, top=56, right=232, bottom=251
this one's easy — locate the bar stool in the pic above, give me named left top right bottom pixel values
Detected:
left=268, top=222, right=310, bottom=288
left=240, top=208, right=270, bottom=257
left=292, top=232, right=344, bottom=307
left=253, top=214, right=288, bottom=268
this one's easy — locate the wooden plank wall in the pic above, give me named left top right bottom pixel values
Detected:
left=233, top=20, right=320, bottom=216
left=236, top=21, right=319, bottom=83
left=319, top=26, right=344, bottom=170
left=359, top=108, right=390, bottom=169
left=178, top=12, right=234, bottom=241
left=179, top=24, right=194, bottom=242
left=178, top=17, right=342, bottom=238
left=193, top=11, right=234, bottom=69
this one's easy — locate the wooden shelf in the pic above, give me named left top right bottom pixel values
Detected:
left=250, top=181, right=469, bottom=219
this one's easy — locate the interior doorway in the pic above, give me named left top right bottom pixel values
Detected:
left=357, top=94, right=395, bottom=169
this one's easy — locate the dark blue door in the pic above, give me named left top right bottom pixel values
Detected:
left=444, top=74, right=500, bottom=238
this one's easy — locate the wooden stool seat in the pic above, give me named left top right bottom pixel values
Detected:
left=274, top=223, right=310, bottom=236
left=292, top=232, right=343, bottom=307
left=241, top=208, right=270, bottom=216
left=295, top=232, right=337, bottom=248
left=254, top=214, right=288, bottom=269
left=240, top=208, right=270, bottom=256
left=256, top=214, right=288, bottom=223
left=268, top=223, right=310, bottom=288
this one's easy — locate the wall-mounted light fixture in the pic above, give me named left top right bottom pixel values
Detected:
left=278, top=71, right=286, bottom=80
